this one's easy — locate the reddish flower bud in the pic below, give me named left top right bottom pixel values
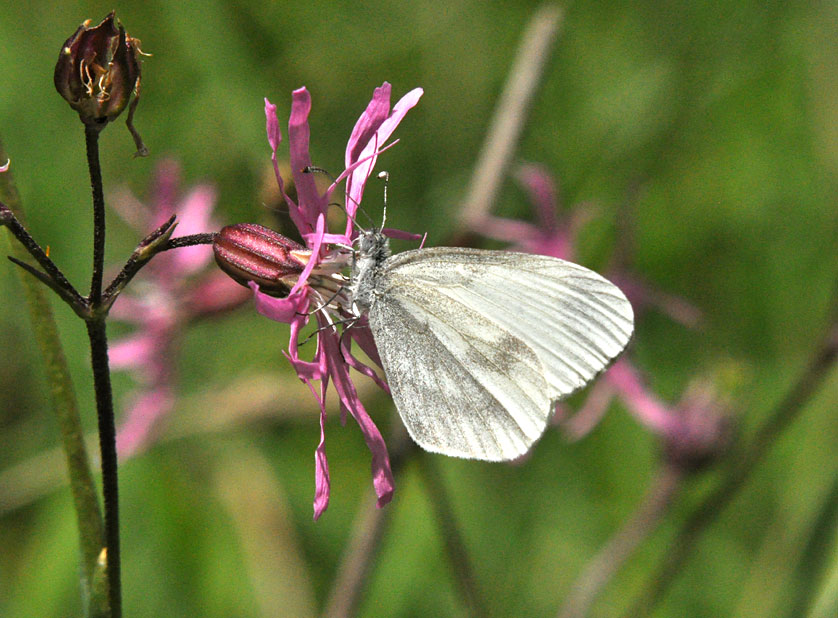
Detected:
left=54, top=12, right=147, bottom=153
left=213, top=224, right=308, bottom=297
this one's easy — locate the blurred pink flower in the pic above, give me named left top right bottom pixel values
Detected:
left=478, top=164, right=589, bottom=260
left=605, top=360, right=729, bottom=468
left=110, top=160, right=250, bottom=456
left=236, top=83, right=422, bottom=519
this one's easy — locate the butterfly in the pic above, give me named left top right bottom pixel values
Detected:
left=348, top=228, right=634, bottom=461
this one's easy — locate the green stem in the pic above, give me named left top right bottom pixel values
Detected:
left=0, top=142, right=105, bottom=613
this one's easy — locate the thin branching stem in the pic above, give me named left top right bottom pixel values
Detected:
left=163, top=232, right=216, bottom=251
left=0, top=143, right=104, bottom=614
left=86, top=319, right=121, bottom=617
left=0, top=202, right=86, bottom=311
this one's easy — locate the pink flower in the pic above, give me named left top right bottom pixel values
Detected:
left=110, top=160, right=250, bottom=456
left=478, top=164, right=589, bottom=260
left=222, top=83, right=422, bottom=519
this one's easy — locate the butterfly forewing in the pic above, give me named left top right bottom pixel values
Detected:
left=367, top=247, right=634, bottom=461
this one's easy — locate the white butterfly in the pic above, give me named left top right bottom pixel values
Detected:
left=349, top=229, right=634, bottom=461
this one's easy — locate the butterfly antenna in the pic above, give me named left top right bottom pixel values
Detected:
left=377, top=171, right=389, bottom=231
left=303, top=165, right=375, bottom=232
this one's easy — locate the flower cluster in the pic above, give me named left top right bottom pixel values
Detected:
left=215, top=84, right=422, bottom=518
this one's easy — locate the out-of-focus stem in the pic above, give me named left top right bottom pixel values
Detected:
left=417, top=454, right=488, bottom=617
left=558, top=463, right=684, bottom=618
left=0, top=142, right=105, bottom=613
left=322, top=423, right=411, bottom=618
left=458, top=4, right=564, bottom=236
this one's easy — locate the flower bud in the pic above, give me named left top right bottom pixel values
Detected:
left=54, top=12, right=141, bottom=128
left=213, top=224, right=308, bottom=297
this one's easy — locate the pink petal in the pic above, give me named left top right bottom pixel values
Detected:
left=479, top=215, right=541, bottom=245
left=607, top=360, right=682, bottom=437
left=515, top=164, right=559, bottom=233
left=266, top=98, right=310, bottom=233
left=289, top=88, right=328, bottom=232
left=151, top=159, right=181, bottom=224
left=313, top=401, right=331, bottom=519
left=109, top=334, right=157, bottom=369
left=176, top=185, right=217, bottom=235
left=169, top=185, right=217, bottom=274
left=116, top=388, right=175, bottom=457
left=321, top=331, right=394, bottom=507
left=285, top=310, right=326, bottom=382
left=346, top=82, right=423, bottom=219
left=524, top=234, right=573, bottom=261
left=109, top=293, right=147, bottom=322
left=381, top=227, right=423, bottom=241
left=185, top=272, right=251, bottom=316
left=0, top=159, right=9, bottom=172
left=251, top=282, right=308, bottom=324
left=349, top=322, right=383, bottom=370
left=612, top=274, right=703, bottom=328
left=560, top=379, right=616, bottom=440
left=340, top=336, right=390, bottom=394
left=264, top=98, right=282, bottom=153
left=345, top=83, right=392, bottom=165
left=308, top=232, right=353, bottom=245
left=290, top=213, right=326, bottom=294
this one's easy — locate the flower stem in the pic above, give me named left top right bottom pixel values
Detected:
left=416, top=453, right=488, bottom=617
left=86, top=318, right=121, bottom=617
left=558, top=463, right=684, bottom=618
left=84, top=123, right=122, bottom=617
left=86, top=123, right=107, bottom=303
left=457, top=4, right=563, bottom=236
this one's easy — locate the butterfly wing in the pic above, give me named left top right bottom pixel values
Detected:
left=367, top=247, right=634, bottom=461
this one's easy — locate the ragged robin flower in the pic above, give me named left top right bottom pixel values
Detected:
left=214, top=83, right=422, bottom=519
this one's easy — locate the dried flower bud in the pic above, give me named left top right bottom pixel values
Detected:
left=54, top=12, right=147, bottom=153
left=213, top=224, right=308, bottom=297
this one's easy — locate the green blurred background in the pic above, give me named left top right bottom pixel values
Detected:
left=1, top=1, right=837, bottom=616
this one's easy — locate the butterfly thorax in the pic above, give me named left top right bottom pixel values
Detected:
left=349, top=229, right=391, bottom=315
